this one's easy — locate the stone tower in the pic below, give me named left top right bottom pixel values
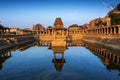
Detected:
left=54, top=18, right=64, bottom=28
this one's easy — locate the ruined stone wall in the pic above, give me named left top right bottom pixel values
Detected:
left=0, top=35, right=36, bottom=51
left=82, top=35, right=120, bottom=49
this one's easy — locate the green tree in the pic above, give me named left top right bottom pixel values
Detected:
left=109, top=13, right=120, bottom=25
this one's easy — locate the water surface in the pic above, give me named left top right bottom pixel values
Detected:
left=0, top=44, right=120, bottom=80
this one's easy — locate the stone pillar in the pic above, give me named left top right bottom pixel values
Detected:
left=93, top=30, right=94, bottom=35
left=108, top=28, right=110, bottom=35
left=112, top=55, right=115, bottom=62
left=110, top=28, right=112, bottom=35
left=102, top=28, right=104, bottom=35
left=99, top=29, right=101, bottom=35
left=94, top=29, right=95, bottom=35
left=100, top=29, right=102, bottom=35
left=98, top=29, right=99, bottom=35
left=91, top=30, right=92, bottom=35
left=66, top=30, right=68, bottom=35
left=92, top=29, right=94, bottom=35
left=117, top=56, right=120, bottom=64
left=114, top=26, right=116, bottom=35
left=94, top=29, right=97, bottom=35
left=109, top=53, right=111, bottom=60
left=97, top=29, right=98, bottom=35
left=49, top=30, right=51, bottom=35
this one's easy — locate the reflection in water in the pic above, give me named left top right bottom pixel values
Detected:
left=51, top=46, right=66, bottom=72
left=0, top=42, right=35, bottom=70
left=83, top=42, right=120, bottom=72
left=0, top=41, right=120, bottom=80
left=0, top=51, right=11, bottom=70
left=18, top=42, right=36, bottom=51
left=36, top=40, right=82, bottom=47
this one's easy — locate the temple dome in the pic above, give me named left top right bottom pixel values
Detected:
left=68, top=24, right=80, bottom=30
left=33, top=24, right=45, bottom=30
left=47, top=26, right=53, bottom=30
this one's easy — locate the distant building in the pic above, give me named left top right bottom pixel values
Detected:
left=10, top=28, right=33, bottom=35
left=0, top=24, right=10, bottom=35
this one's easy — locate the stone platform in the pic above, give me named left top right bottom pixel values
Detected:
left=51, top=39, right=66, bottom=47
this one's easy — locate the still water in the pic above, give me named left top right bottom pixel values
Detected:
left=0, top=43, right=120, bottom=80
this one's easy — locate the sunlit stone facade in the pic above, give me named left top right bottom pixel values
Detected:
left=82, top=4, right=120, bottom=37
left=10, top=28, right=33, bottom=35
left=33, top=4, right=120, bottom=46
left=33, top=18, right=83, bottom=46
left=82, top=15, right=120, bottom=36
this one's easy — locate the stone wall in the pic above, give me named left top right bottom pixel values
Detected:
left=0, top=35, right=36, bottom=51
left=82, top=35, right=120, bottom=49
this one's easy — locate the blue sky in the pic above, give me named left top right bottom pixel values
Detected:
left=0, top=0, right=119, bottom=28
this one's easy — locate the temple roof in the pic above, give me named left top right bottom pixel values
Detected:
left=54, top=18, right=64, bottom=29
left=68, top=24, right=80, bottom=30
left=33, top=24, right=45, bottom=30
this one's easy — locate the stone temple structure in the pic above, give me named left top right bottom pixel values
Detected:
left=51, top=18, right=66, bottom=46
left=33, top=17, right=83, bottom=46
left=33, top=4, right=120, bottom=48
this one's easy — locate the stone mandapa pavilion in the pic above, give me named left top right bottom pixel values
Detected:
left=33, top=18, right=83, bottom=46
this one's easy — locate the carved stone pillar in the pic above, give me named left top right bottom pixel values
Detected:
left=114, top=27, right=116, bottom=35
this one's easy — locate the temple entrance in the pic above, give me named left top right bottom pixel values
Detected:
left=56, top=30, right=62, bottom=36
